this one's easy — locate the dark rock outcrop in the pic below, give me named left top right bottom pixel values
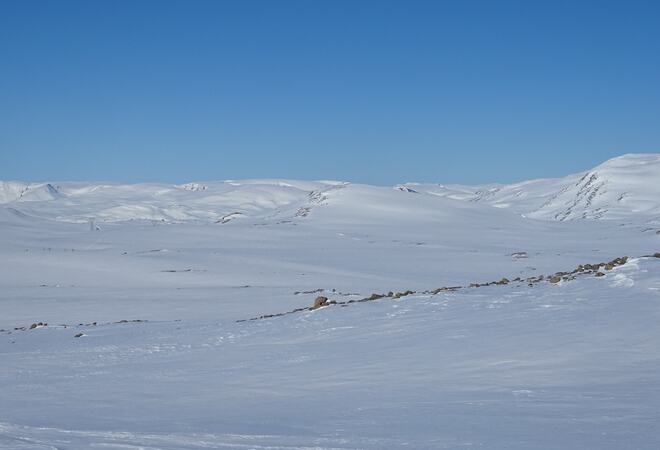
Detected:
left=313, top=296, right=329, bottom=308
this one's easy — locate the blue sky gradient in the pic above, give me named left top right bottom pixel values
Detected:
left=1, top=0, right=659, bottom=184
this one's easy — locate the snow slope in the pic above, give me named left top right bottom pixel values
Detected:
left=1, top=153, right=659, bottom=449
left=0, top=181, right=63, bottom=203
left=407, top=153, right=660, bottom=221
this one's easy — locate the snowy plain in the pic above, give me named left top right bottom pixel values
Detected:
left=1, top=154, right=659, bottom=449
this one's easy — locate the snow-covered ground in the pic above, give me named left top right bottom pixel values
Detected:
left=1, top=154, right=659, bottom=449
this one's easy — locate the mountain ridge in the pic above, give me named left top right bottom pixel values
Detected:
left=1, top=153, right=658, bottom=223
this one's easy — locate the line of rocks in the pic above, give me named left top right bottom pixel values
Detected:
left=3, top=254, right=657, bottom=332
left=237, top=254, right=658, bottom=323
left=1, top=319, right=148, bottom=337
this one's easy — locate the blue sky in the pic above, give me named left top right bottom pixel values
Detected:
left=1, top=0, right=659, bottom=185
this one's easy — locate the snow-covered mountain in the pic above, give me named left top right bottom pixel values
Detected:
left=1, top=154, right=658, bottom=225
left=0, top=181, right=63, bottom=203
left=407, top=153, right=660, bottom=221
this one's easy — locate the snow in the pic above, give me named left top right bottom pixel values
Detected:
left=1, top=154, right=660, bottom=448
left=408, top=153, right=660, bottom=221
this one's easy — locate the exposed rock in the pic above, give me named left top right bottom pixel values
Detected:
left=236, top=253, right=644, bottom=323
left=392, top=290, right=414, bottom=298
left=395, top=186, right=418, bottom=193
left=603, top=257, right=628, bottom=270
left=313, top=296, right=329, bottom=308
left=430, top=286, right=461, bottom=294
left=511, top=252, right=528, bottom=259
left=612, top=256, right=628, bottom=265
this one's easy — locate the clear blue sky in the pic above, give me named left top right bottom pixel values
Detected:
left=1, top=0, right=659, bottom=185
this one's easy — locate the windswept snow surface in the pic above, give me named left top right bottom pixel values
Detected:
left=407, top=153, right=660, bottom=221
left=1, top=154, right=660, bottom=449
